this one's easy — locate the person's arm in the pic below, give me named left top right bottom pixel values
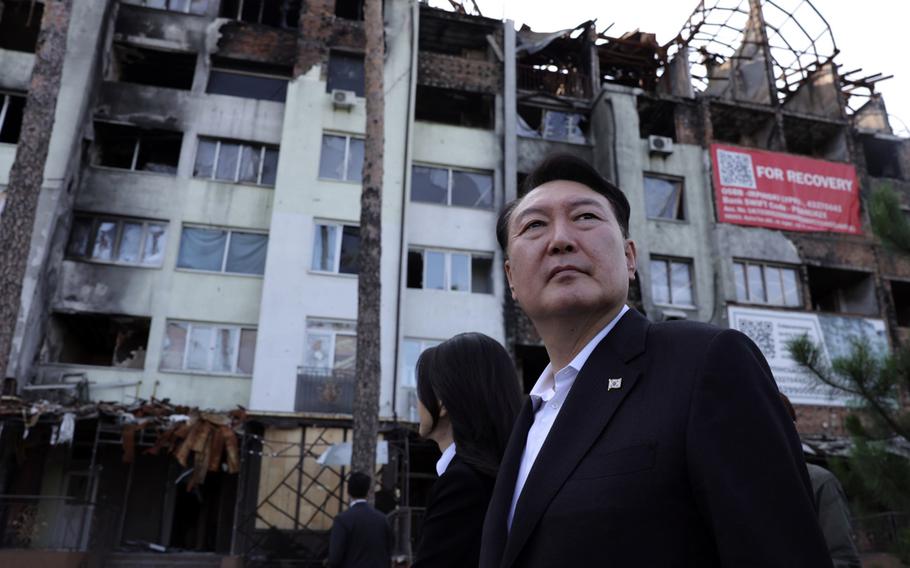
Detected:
left=686, top=329, right=833, bottom=567
left=815, top=472, right=862, bottom=568
left=412, top=467, right=489, bottom=568
left=327, top=515, right=347, bottom=568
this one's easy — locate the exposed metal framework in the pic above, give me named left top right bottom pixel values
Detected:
left=671, top=0, right=838, bottom=102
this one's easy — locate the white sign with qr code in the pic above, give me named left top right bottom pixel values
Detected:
left=727, top=306, right=888, bottom=407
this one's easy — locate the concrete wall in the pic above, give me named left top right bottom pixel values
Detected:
left=602, top=85, right=716, bottom=323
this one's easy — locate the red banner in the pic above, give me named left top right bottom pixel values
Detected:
left=711, top=144, right=861, bottom=235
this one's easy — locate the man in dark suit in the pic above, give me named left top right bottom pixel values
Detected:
left=327, top=472, right=393, bottom=568
left=480, top=153, right=832, bottom=567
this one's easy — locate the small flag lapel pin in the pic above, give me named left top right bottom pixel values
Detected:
left=608, top=378, right=623, bottom=391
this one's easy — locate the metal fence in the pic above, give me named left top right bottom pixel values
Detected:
left=854, top=511, right=909, bottom=553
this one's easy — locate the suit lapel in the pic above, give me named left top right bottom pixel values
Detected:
left=501, top=309, right=649, bottom=568
left=481, top=396, right=535, bottom=568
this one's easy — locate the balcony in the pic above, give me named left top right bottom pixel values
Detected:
left=517, top=64, right=590, bottom=99
left=295, top=367, right=355, bottom=415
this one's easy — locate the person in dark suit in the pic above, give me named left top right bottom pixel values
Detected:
left=412, top=333, right=522, bottom=568
left=327, top=471, right=393, bottom=568
left=479, top=153, right=833, bottom=567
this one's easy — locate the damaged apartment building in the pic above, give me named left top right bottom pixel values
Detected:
left=0, top=0, right=908, bottom=564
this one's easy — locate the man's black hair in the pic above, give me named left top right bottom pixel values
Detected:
left=496, top=153, right=631, bottom=254
left=347, top=471, right=371, bottom=499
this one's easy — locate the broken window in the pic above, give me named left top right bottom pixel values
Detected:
left=637, top=96, right=676, bottom=140
left=112, top=44, right=196, bottom=90
left=0, top=0, right=43, bottom=52
left=399, top=337, right=441, bottom=421
left=411, top=165, right=493, bottom=209
left=67, top=214, right=168, bottom=267
left=861, top=135, right=904, bottom=179
left=304, top=319, right=356, bottom=370
left=415, top=86, right=493, bottom=129
left=651, top=257, right=694, bottom=307
left=517, top=105, right=588, bottom=144
left=733, top=260, right=801, bottom=307
left=407, top=248, right=493, bottom=294
left=219, top=0, right=300, bottom=28
left=318, top=134, right=364, bottom=182
left=130, top=0, right=208, bottom=15
left=177, top=226, right=268, bottom=275
left=46, top=313, right=150, bottom=369
left=808, top=266, right=879, bottom=316
left=93, top=122, right=182, bottom=174
left=311, top=222, right=360, bottom=274
left=890, top=280, right=910, bottom=327
left=335, top=0, right=364, bottom=20
left=207, top=59, right=290, bottom=102
left=0, top=92, right=26, bottom=144
left=160, top=320, right=257, bottom=374
left=643, top=175, right=684, bottom=221
left=193, top=137, right=279, bottom=186
left=327, top=51, right=365, bottom=97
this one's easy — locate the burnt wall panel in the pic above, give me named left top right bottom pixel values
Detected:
left=795, top=405, right=850, bottom=437
left=216, top=21, right=297, bottom=67
left=417, top=52, right=500, bottom=94
left=792, top=235, right=877, bottom=270
left=114, top=5, right=209, bottom=51
left=295, top=0, right=366, bottom=77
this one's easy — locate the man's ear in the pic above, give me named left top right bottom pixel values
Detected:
left=504, top=259, right=517, bottom=301
left=438, top=403, right=448, bottom=418
left=625, top=239, right=638, bottom=280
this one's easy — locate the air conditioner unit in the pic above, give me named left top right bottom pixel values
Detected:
left=332, top=89, right=356, bottom=110
left=648, top=135, right=674, bottom=155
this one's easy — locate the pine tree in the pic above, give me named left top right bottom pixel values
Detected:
left=788, top=182, right=910, bottom=560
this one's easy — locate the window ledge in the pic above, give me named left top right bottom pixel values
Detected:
left=517, top=133, right=592, bottom=147
left=65, top=257, right=164, bottom=270
left=308, top=269, right=358, bottom=279
left=90, top=164, right=178, bottom=178
left=408, top=200, right=496, bottom=213
left=653, top=302, right=697, bottom=311
left=317, top=177, right=363, bottom=185
left=730, top=301, right=804, bottom=310
left=190, top=176, right=275, bottom=189
left=40, top=362, right=144, bottom=372
left=158, top=368, right=252, bottom=379
left=174, top=267, right=265, bottom=279
left=646, top=217, right=689, bottom=224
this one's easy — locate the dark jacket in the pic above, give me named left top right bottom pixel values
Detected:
left=807, top=463, right=862, bottom=567
left=413, top=454, right=495, bottom=568
left=480, top=308, right=833, bottom=568
left=327, top=501, right=393, bottom=568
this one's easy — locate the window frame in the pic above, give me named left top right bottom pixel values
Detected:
left=310, top=221, right=360, bottom=275
left=304, top=318, right=357, bottom=370
left=733, top=259, right=802, bottom=307
left=66, top=214, right=168, bottom=268
left=130, top=0, right=208, bottom=14
left=0, top=91, right=27, bottom=144
left=92, top=121, right=183, bottom=175
left=161, top=320, right=256, bottom=376
left=642, top=173, right=686, bottom=222
left=177, top=225, right=268, bottom=276
left=408, top=247, right=494, bottom=294
left=650, top=256, right=696, bottom=308
left=318, top=133, right=364, bottom=183
left=410, top=164, right=495, bottom=210
left=193, top=137, right=278, bottom=187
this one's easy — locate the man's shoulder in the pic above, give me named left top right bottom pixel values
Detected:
left=648, top=318, right=727, bottom=346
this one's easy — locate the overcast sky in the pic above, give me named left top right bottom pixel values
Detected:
left=428, top=0, right=909, bottom=136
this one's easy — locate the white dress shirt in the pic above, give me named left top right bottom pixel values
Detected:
left=507, top=305, right=630, bottom=529
left=436, top=442, right=457, bottom=476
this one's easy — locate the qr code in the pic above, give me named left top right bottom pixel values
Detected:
left=738, top=319, right=775, bottom=358
left=717, top=149, right=757, bottom=189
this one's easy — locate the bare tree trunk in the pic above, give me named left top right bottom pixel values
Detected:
left=351, top=0, right=384, bottom=487
left=0, top=0, right=73, bottom=377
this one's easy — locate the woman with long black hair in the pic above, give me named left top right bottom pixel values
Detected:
left=412, top=332, right=522, bottom=568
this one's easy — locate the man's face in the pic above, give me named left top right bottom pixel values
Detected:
left=504, top=180, right=637, bottom=322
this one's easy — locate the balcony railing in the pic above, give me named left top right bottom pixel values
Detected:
left=517, top=65, right=591, bottom=99
left=295, top=367, right=356, bottom=414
